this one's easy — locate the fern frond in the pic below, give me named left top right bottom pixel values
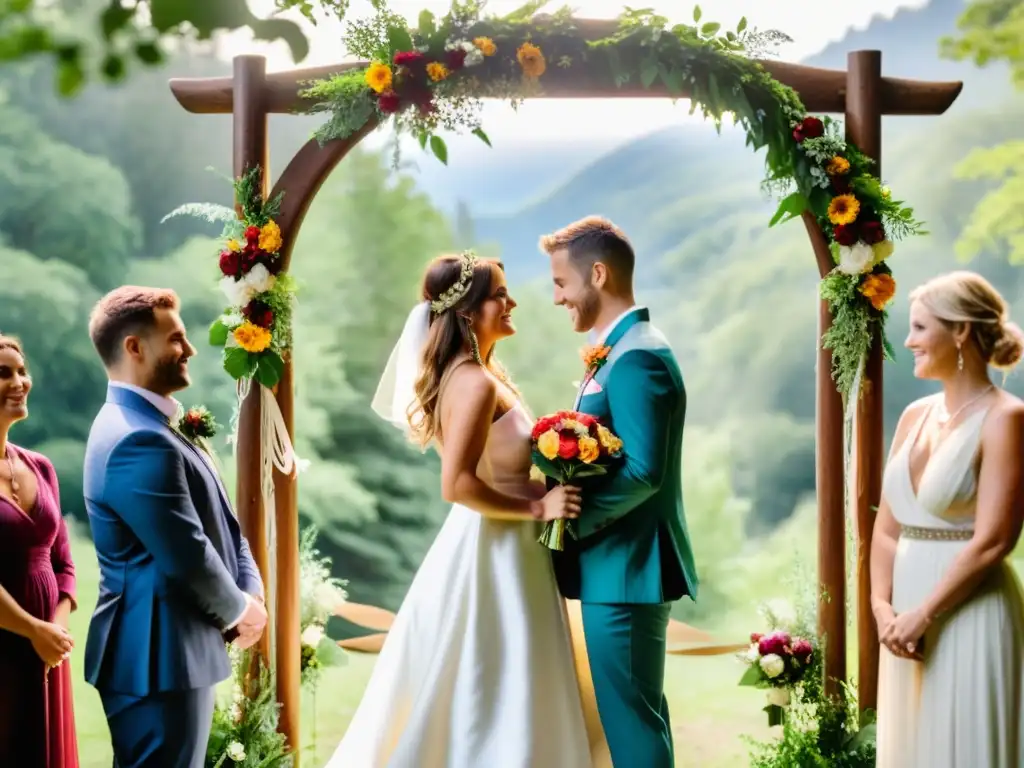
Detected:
left=161, top=202, right=238, bottom=226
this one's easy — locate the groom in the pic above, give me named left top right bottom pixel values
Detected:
left=541, top=217, right=698, bottom=767
left=82, top=286, right=267, bottom=768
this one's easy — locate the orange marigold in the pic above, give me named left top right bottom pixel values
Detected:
left=827, top=194, right=860, bottom=226
left=517, top=43, right=546, bottom=79
left=859, top=272, right=897, bottom=311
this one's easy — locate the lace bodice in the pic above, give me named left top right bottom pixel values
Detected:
left=882, top=396, right=988, bottom=530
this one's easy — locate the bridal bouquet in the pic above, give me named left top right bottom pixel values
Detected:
left=737, top=629, right=815, bottom=727
left=530, top=410, right=623, bottom=551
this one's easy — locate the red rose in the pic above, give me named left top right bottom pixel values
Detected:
left=831, top=176, right=851, bottom=195
left=532, top=416, right=556, bottom=440
left=218, top=249, right=241, bottom=277
left=576, top=413, right=597, bottom=428
left=445, top=48, right=468, bottom=70
left=792, top=116, right=824, bottom=143
left=832, top=224, right=859, bottom=246
left=791, top=638, right=813, bottom=662
left=394, top=51, right=425, bottom=67
left=242, top=300, right=274, bottom=329
left=750, top=632, right=763, bottom=644
left=378, top=90, right=401, bottom=114
left=860, top=221, right=886, bottom=245
left=757, top=631, right=791, bottom=657
left=241, top=248, right=261, bottom=273
left=557, top=433, right=579, bottom=460
left=244, top=225, right=261, bottom=243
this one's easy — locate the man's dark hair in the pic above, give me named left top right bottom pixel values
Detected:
left=539, top=215, right=635, bottom=282
left=88, top=286, right=179, bottom=367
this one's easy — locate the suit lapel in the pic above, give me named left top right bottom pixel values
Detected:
left=574, top=308, right=650, bottom=409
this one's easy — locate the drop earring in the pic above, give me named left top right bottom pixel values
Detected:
left=467, top=319, right=483, bottom=366
left=957, top=342, right=964, bottom=373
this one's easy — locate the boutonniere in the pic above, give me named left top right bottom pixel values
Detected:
left=581, top=344, right=611, bottom=376
left=178, top=405, right=219, bottom=442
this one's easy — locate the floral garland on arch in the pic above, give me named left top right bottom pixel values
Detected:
left=302, top=1, right=926, bottom=402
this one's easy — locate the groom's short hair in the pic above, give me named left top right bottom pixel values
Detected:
left=89, top=286, right=180, bottom=367
left=539, top=216, right=634, bottom=282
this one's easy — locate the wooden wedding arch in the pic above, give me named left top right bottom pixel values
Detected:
left=169, top=18, right=962, bottom=758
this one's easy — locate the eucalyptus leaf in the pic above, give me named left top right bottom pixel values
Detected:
left=429, top=134, right=448, bottom=165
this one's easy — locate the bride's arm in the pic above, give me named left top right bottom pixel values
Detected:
left=916, top=402, right=1024, bottom=622
left=439, top=366, right=572, bottom=521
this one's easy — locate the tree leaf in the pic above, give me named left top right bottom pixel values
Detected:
left=134, top=41, right=164, bottom=65
left=387, top=25, right=414, bottom=56
left=417, top=10, right=436, bottom=40
left=429, top=135, right=448, bottom=165
left=701, top=22, right=721, bottom=37
left=417, top=131, right=429, bottom=150
left=640, top=57, right=659, bottom=89
left=692, top=5, right=702, bottom=22
left=737, top=664, right=763, bottom=687
left=737, top=16, right=748, bottom=33
left=472, top=127, right=492, bottom=147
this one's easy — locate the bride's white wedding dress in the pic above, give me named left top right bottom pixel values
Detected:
left=326, top=402, right=593, bottom=768
left=876, top=397, right=1024, bottom=767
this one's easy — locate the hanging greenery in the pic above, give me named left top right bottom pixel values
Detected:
left=301, top=0, right=926, bottom=401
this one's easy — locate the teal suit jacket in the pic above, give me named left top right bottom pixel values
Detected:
left=553, top=308, right=698, bottom=604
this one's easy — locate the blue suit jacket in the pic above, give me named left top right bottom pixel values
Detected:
left=83, top=385, right=263, bottom=696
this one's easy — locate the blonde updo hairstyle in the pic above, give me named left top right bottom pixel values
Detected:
left=908, top=270, right=1024, bottom=371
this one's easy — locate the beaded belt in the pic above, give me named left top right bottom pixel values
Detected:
left=900, top=525, right=973, bottom=541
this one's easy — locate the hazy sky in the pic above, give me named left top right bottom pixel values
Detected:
left=220, top=0, right=928, bottom=142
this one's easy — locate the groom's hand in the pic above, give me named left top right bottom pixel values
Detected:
left=233, top=594, right=268, bottom=650
left=533, top=485, right=582, bottom=522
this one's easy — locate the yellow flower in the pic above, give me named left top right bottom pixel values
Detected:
left=596, top=424, right=623, bottom=454
left=536, top=429, right=560, bottom=460
left=258, top=220, right=282, bottom=253
left=233, top=321, right=272, bottom=353
left=529, top=465, right=546, bottom=483
left=426, top=62, right=450, bottom=82
left=881, top=186, right=891, bottom=198
left=226, top=239, right=242, bottom=252
left=871, top=239, right=894, bottom=265
left=578, top=436, right=600, bottom=464
left=517, top=42, right=546, bottom=79
left=827, top=194, right=860, bottom=226
left=473, top=37, right=497, bottom=56
left=365, top=62, right=393, bottom=93
left=825, top=156, right=850, bottom=176
left=859, top=272, right=897, bottom=311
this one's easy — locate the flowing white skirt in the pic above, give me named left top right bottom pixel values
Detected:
left=325, top=504, right=592, bottom=768
left=876, top=537, right=1024, bottom=767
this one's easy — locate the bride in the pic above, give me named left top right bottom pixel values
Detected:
left=326, top=250, right=594, bottom=767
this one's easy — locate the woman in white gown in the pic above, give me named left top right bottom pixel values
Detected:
left=872, top=270, right=1024, bottom=767
left=327, top=250, right=596, bottom=768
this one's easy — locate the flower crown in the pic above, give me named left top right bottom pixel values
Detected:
left=430, top=250, right=478, bottom=314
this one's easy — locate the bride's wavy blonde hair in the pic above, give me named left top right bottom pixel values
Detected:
left=408, top=254, right=516, bottom=446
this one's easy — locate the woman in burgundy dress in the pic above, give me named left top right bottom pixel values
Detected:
left=0, top=334, right=80, bottom=767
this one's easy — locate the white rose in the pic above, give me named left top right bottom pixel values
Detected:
left=464, top=49, right=485, bottom=67
left=242, top=263, right=275, bottom=294
left=301, top=624, right=324, bottom=648
left=745, top=643, right=761, bottom=663
left=759, top=653, right=785, bottom=679
left=226, top=741, right=246, bottom=762
left=219, top=276, right=253, bottom=307
left=837, top=242, right=874, bottom=275
left=766, top=687, right=791, bottom=707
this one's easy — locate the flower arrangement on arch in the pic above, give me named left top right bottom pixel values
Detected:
left=530, top=410, right=623, bottom=551
left=162, top=166, right=296, bottom=389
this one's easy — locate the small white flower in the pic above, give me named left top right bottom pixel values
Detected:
left=837, top=242, right=874, bottom=275
left=242, top=263, right=275, bottom=294
left=766, top=687, right=791, bottom=707
left=464, top=49, right=484, bottom=67
left=301, top=624, right=324, bottom=648
left=760, top=653, right=785, bottom=679
left=221, top=310, right=244, bottom=329
left=745, top=643, right=761, bottom=663
left=226, top=741, right=246, bottom=762
left=314, top=582, right=346, bottom=612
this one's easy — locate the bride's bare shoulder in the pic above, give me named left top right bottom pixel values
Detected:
left=441, top=361, right=497, bottom=415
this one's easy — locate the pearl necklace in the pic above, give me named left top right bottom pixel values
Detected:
left=936, top=385, right=995, bottom=426
left=4, top=446, right=19, bottom=506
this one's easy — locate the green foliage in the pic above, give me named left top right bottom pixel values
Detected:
left=941, top=0, right=1024, bottom=264
left=0, top=0, right=310, bottom=96
left=206, top=650, right=292, bottom=768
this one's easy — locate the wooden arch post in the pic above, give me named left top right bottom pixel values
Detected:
left=170, top=31, right=962, bottom=752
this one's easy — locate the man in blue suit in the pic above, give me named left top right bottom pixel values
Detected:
left=541, top=217, right=698, bottom=768
left=83, top=286, right=267, bottom=768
